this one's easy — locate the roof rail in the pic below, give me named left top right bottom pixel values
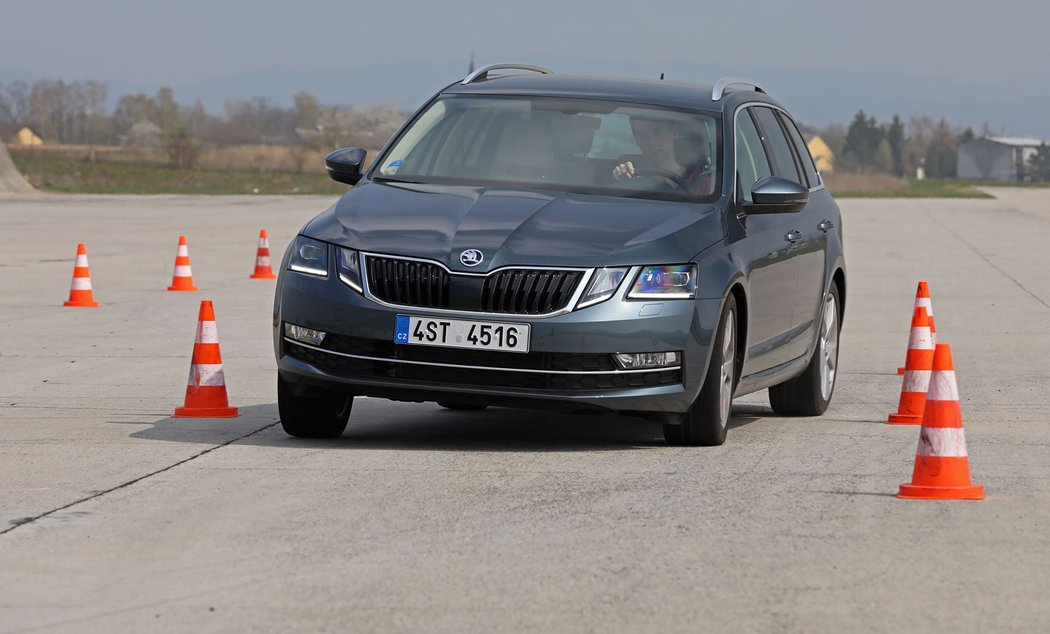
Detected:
left=711, top=77, right=765, bottom=101
left=461, top=63, right=553, bottom=85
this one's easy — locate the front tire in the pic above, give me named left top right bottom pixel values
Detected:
left=278, top=375, right=353, bottom=438
left=768, top=284, right=841, bottom=416
left=663, top=295, right=737, bottom=446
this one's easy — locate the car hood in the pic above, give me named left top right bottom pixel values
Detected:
left=304, top=181, right=725, bottom=271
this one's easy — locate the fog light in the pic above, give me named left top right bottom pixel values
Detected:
left=613, top=351, right=680, bottom=369
left=285, top=323, right=326, bottom=346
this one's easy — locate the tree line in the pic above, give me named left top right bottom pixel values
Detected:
left=4, top=78, right=1049, bottom=180
left=816, top=110, right=1050, bottom=181
left=815, top=111, right=975, bottom=178
left=0, top=79, right=407, bottom=168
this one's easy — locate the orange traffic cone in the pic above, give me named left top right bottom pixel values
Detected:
left=899, top=343, right=984, bottom=500
left=63, top=243, right=99, bottom=307
left=173, top=300, right=239, bottom=418
left=887, top=306, right=934, bottom=425
left=897, top=282, right=935, bottom=375
left=167, top=235, right=199, bottom=291
left=249, top=229, right=277, bottom=279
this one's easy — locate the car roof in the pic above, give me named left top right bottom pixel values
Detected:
left=441, top=73, right=785, bottom=114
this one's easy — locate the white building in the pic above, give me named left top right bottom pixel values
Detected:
left=958, top=136, right=1046, bottom=182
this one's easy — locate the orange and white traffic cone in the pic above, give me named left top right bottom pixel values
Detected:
left=887, top=306, right=934, bottom=425
left=167, top=235, right=199, bottom=291
left=173, top=300, right=239, bottom=418
left=897, top=281, right=934, bottom=375
left=63, top=243, right=99, bottom=307
left=898, top=343, right=984, bottom=500
left=249, top=229, right=277, bottom=279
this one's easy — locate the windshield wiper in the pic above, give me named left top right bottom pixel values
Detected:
left=373, top=175, right=426, bottom=185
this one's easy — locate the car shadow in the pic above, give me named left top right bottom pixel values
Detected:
left=727, top=403, right=775, bottom=428
left=126, top=399, right=764, bottom=452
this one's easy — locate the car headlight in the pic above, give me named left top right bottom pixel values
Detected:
left=337, top=246, right=362, bottom=292
left=628, top=264, right=697, bottom=299
left=577, top=267, right=629, bottom=308
left=288, top=236, right=329, bottom=277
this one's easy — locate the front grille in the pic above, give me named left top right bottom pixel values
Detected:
left=284, top=334, right=680, bottom=392
left=365, top=255, right=584, bottom=315
left=365, top=256, right=450, bottom=309
left=481, top=269, right=584, bottom=314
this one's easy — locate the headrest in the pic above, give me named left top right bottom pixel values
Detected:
left=675, top=129, right=712, bottom=167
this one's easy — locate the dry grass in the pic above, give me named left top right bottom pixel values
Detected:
left=822, top=172, right=908, bottom=195
left=11, top=143, right=383, bottom=175
left=822, top=171, right=992, bottom=198
left=197, top=145, right=322, bottom=174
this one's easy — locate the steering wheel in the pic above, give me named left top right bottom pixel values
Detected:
left=632, top=167, right=689, bottom=190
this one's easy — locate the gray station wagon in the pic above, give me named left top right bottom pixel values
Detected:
left=274, top=64, right=846, bottom=445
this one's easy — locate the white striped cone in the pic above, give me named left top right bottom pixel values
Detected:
left=898, top=343, right=984, bottom=500
left=250, top=229, right=277, bottom=279
left=173, top=300, right=238, bottom=418
left=168, top=235, right=199, bottom=291
left=888, top=307, right=934, bottom=424
left=64, top=243, right=99, bottom=307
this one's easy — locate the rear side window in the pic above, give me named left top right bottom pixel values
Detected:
left=753, top=107, right=801, bottom=183
left=780, top=113, right=820, bottom=187
left=735, top=109, right=772, bottom=203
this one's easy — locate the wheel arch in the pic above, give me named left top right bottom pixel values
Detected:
left=728, top=282, right=748, bottom=383
left=832, top=266, right=846, bottom=326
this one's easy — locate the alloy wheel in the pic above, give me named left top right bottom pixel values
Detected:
left=819, top=295, right=839, bottom=401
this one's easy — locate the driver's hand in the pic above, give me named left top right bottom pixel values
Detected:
left=612, top=161, right=635, bottom=181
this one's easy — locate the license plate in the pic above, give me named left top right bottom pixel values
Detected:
left=394, top=314, right=530, bottom=353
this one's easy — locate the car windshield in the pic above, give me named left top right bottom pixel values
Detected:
left=372, top=95, right=720, bottom=203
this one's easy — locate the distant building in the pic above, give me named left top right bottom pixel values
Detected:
left=0, top=123, right=44, bottom=147
left=806, top=135, right=834, bottom=174
left=958, top=136, right=1046, bottom=182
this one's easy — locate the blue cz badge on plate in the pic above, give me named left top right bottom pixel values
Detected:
left=394, top=315, right=410, bottom=343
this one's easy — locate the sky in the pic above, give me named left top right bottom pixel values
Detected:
left=2, top=0, right=1048, bottom=134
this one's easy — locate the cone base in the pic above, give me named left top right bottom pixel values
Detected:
left=250, top=271, right=277, bottom=279
left=887, top=413, right=922, bottom=425
left=173, top=406, right=239, bottom=418
left=898, top=483, right=984, bottom=500
left=168, top=285, right=199, bottom=291
left=896, top=367, right=905, bottom=375
left=63, top=300, right=99, bottom=307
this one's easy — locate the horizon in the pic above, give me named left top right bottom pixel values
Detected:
left=2, top=0, right=1048, bottom=136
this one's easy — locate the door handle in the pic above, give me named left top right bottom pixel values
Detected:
left=784, top=230, right=802, bottom=243
left=818, top=219, right=834, bottom=232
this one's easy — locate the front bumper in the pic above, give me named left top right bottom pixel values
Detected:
left=274, top=268, right=724, bottom=415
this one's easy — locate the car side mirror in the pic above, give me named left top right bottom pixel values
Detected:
left=324, top=147, right=367, bottom=186
left=742, top=176, right=808, bottom=214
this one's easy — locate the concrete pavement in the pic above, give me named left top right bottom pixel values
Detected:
left=1, top=191, right=1048, bottom=632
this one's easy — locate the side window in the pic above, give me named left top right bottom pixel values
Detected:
left=780, top=113, right=820, bottom=187
left=735, top=108, right=772, bottom=203
left=753, top=107, right=801, bottom=183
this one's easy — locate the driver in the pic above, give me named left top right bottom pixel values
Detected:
left=611, top=116, right=713, bottom=195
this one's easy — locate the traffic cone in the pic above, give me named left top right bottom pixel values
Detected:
left=898, top=343, right=984, bottom=500
left=249, top=229, right=277, bottom=279
left=63, top=243, right=99, bottom=307
left=173, top=300, right=239, bottom=418
left=167, top=235, right=199, bottom=291
left=897, top=282, right=934, bottom=375
left=887, top=306, right=934, bottom=425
